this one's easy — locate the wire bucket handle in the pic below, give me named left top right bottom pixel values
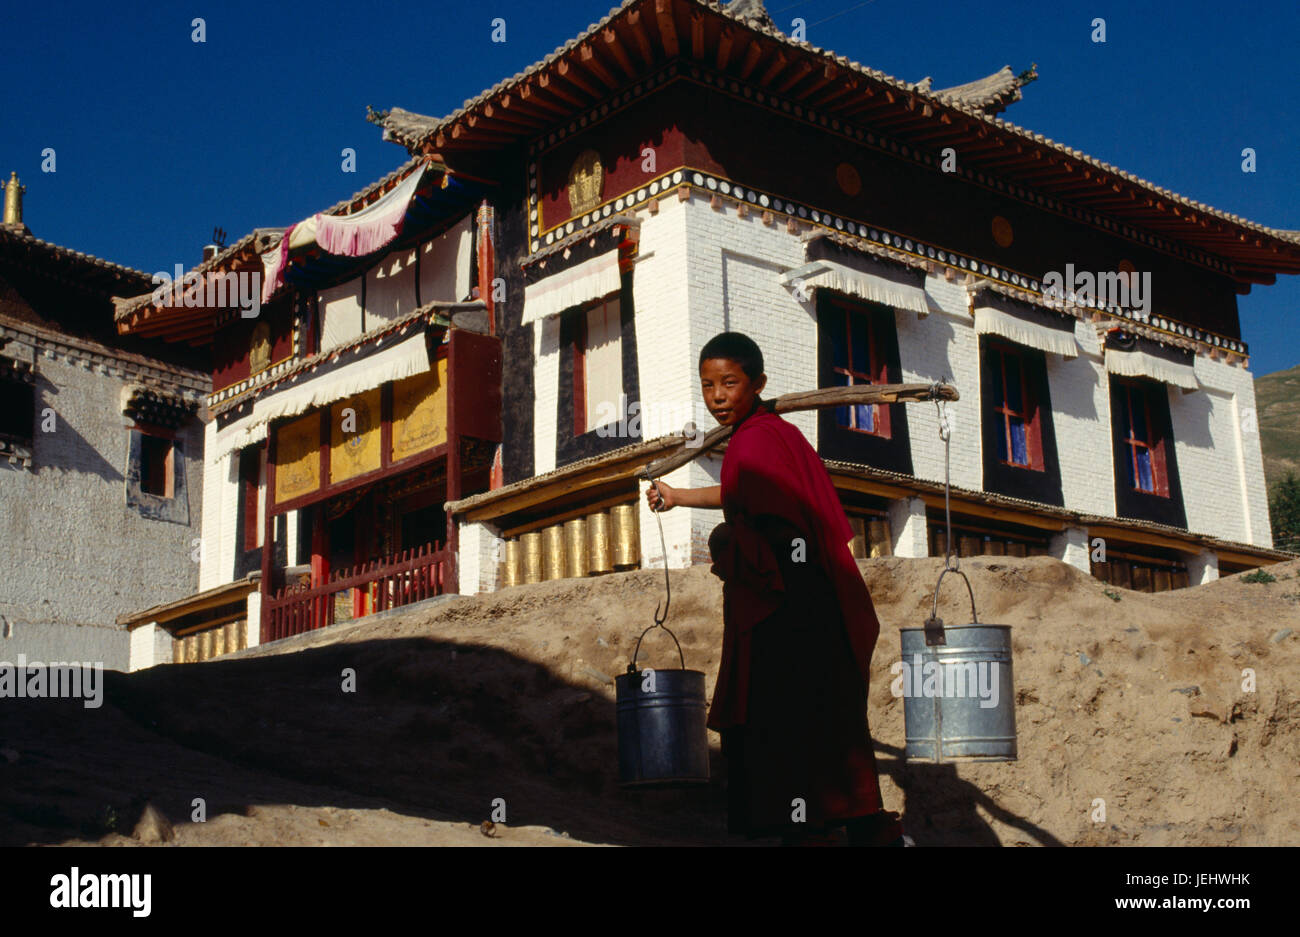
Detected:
left=924, top=567, right=980, bottom=647
left=629, top=621, right=687, bottom=672
left=627, top=468, right=688, bottom=673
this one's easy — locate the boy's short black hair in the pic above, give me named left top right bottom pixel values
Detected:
left=699, top=331, right=765, bottom=381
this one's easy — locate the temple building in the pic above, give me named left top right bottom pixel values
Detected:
left=0, top=174, right=209, bottom=669
left=118, top=0, right=1298, bottom=666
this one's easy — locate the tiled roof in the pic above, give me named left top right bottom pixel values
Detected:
left=927, top=64, right=1036, bottom=116
left=373, top=0, right=1298, bottom=265
left=0, top=224, right=153, bottom=288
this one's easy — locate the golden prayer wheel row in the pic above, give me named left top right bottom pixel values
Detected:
left=932, top=530, right=1050, bottom=559
left=848, top=516, right=893, bottom=559
left=501, top=502, right=641, bottom=586
left=174, top=619, right=248, bottom=664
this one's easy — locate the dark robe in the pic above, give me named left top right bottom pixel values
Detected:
left=707, top=401, right=892, bottom=839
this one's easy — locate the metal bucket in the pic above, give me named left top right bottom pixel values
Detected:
left=899, top=568, right=1017, bottom=763
left=615, top=624, right=710, bottom=788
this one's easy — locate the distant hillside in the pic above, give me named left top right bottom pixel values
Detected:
left=1255, top=363, right=1300, bottom=494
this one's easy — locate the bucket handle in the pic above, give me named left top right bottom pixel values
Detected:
left=628, top=467, right=688, bottom=673
left=924, top=567, right=979, bottom=647
left=629, top=621, right=688, bottom=672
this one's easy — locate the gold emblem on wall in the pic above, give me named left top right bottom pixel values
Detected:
left=249, top=321, right=271, bottom=374
left=330, top=388, right=382, bottom=484
left=274, top=412, right=321, bottom=503
left=567, top=149, right=605, bottom=216
left=991, top=215, right=1014, bottom=248
left=836, top=162, right=862, bottom=197
left=391, top=357, right=448, bottom=463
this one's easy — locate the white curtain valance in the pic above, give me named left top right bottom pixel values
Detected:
left=790, top=259, right=933, bottom=316
left=974, top=302, right=1079, bottom=358
left=1105, top=346, right=1199, bottom=391
left=209, top=412, right=269, bottom=466
left=207, top=330, right=431, bottom=465
left=521, top=248, right=622, bottom=326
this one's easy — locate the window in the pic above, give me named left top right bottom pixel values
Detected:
left=1116, top=381, right=1168, bottom=496
left=987, top=342, right=1044, bottom=470
left=0, top=381, right=34, bottom=444
left=573, top=296, right=622, bottom=435
left=241, top=445, right=267, bottom=549
left=825, top=296, right=890, bottom=437
left=139, top=434, right=174, bottom=498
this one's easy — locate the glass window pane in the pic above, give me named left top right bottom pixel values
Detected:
left=856, top=404, right=873, bottom=432
left=850, top=313, right=869, bottom=374
left=990, top=349, right=1004, bottom=405
left=1004, top=354, right=1023, bottom=412
left=1136, top=449, right=1152, bottom=491
left=1129, top=390, right=1148, bottom=442
left=1010, top=418, right=1027, bottom=465
left=996, top=416, right=1008, bottom=461
left=829, top=308, right=847, bottom=370
left=835, top=405, right=850, bottom=427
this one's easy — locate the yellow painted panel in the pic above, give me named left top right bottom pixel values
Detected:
left=274, top=412, right=321, bottom=503
left=330, top=388, right=382, bottom=483
left=391, top=358, right=448, bottom=463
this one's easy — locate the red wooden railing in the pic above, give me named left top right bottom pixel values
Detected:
left=263, top=542, right=453, bottom=643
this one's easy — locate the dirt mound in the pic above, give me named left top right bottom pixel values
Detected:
left=1, top=555, right=1296, bottom=846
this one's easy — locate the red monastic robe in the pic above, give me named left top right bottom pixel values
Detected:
left=706, top=401, right=887, bottom=835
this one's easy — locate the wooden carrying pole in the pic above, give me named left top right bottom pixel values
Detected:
left=641, top=382, right=959, bottom=479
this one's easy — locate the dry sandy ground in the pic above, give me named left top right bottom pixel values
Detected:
left=2, top=554, right=1297, bottom=846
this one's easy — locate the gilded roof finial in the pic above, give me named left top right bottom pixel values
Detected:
left=3, top=172, right=28, bottom=232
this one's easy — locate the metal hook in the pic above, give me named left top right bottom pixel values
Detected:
left=642, top=468, right=671, bottom=627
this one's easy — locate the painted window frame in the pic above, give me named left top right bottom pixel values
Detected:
left=986, top=339, right=1045, bottom=472
left=824, top=293, right=892, bottom=439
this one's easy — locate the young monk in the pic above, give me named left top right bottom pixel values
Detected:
left=645, top=331, right=905, bottom=846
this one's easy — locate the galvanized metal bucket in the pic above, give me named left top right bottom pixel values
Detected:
left=615, top=623, right=710, bottom=788
left=899, top=567, right=1017, bottom=763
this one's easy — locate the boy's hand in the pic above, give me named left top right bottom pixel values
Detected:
left=646, top=481, right=677, bottom=512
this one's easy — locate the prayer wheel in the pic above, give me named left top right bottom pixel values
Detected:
left=984, top=539, right=1006, bottom=557
left=199, top=629, right=213, bottom=662
left=564, top=517, right=588, bottom=578
left=932, top=528, right=947, bottom=558
left=959, top=535, right=980, bottom=558
left=543, top=524, right=566, bottom=580
left=235, top=620, right=248, bottom=652
left=211, top=626, right=226, bottom=659
left=184, top=633, right=198, bottom=663
left=1153, top=568, right=1171, bottom=593
left=174, top=634, right=188, bottom=664
left=1131, top=565, right=1152, bottom=592
left=1006, top=542, right=1026, bottom=558
left=587, top=510, right=613, bottom=574
left=899, top=568, right=1017, bottom=763
left=849, top=516, right=867, bottom=559
left=504, top=538, right=523, bottom=587
left=610, top=503, right=639, bottom=569
left=868, top=519, right=892, bottom=557
left=522, top=531, right=543, bottom=584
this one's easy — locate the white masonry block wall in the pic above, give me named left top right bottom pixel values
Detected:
left=1174, top=356, right=1272, bottom=548
left=127, top=622, right=175, bottom=672
left=889, top=496, right=929, bottom=558
left=629, top=194, right=704, bottom=568
left=677, top=192, right=821, bottom=565
left=897, top=274, right=982, bottom=492
left=1187, top=548, right=1219, bottom=585
left=1050, top=525, right=1092, bottom=573
left=199, top=450, right=242, bottom=591
left=1050, top=320, right=1117, bottom=516
left=458, top=520, right=503, bottom=595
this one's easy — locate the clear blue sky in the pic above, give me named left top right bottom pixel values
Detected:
left=2, top=0, right=1296, bottom=374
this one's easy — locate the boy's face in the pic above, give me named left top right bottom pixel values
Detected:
left=700, top=357, right=767, bottom=427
